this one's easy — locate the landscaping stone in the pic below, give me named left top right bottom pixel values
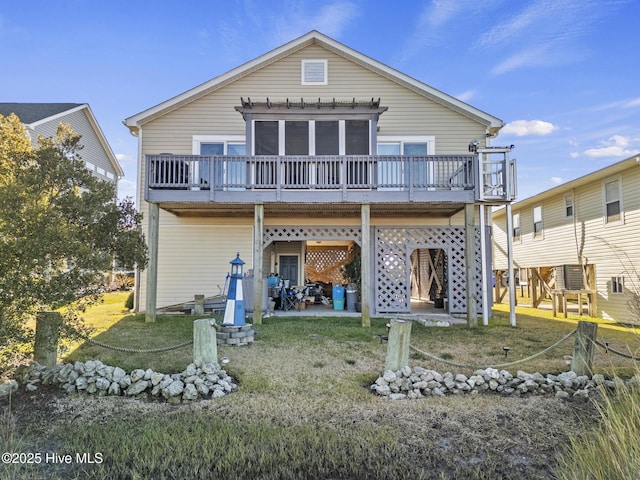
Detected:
left=15, top=360, right=238, bottom=403
left=372, top=366, right=634, bottom=400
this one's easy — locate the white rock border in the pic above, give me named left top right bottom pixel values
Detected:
left=9, top=360, right=238, bottom=404
left=371, top=366, right=638, bottom=400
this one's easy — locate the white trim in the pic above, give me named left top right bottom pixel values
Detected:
left=376, top=135, right=435, bottom=154
left=308, top=120, right=316, bottom=155
left=564, top=193, right=574, bottom=219
left=278, top=120, right=286, bottom=156
left=602, top=176, right=624, bottom=225
left=301, top=59, right=328, bottom=85
left=338, top=120, right=346, bottom=155
left=533, top=205, right=543, bottom=239
left=192, top=135, right=246, bottom=154
left=27, top=104, right=87, bottom=128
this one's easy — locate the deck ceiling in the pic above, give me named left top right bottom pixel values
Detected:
left=158, top=202, right=466, bottom=218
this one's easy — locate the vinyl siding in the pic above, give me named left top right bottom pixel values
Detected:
left=493, top=164, right=640, bottom=322
left=32, top=108, right=118, bottom=184
left=137, top=218, right=253, bottom=309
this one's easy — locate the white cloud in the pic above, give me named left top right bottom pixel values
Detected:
left=550, top=176, right=563, bottom=184
left=501, top=120, right=557, bottom=136
left=117, top=178, right=137, bottom=201
left=594, top=97, right=640, bottom=111
left=582, top=135, right=640, bottom=158
left=115, top=152, right=135, bottom=164
left=455, top=89, right=476, bottom=102
left=490, top=45, right=551, bottom=75
left=269, top=1, right=360, bottom=44
left=479, top=0, right=607, bottom=75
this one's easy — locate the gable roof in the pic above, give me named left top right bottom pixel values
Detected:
left=0, top=102, right=123, bottom=178
left=124, top=30, right=503, bottom=135
left=493, top=154, right=640, bottom=217
left=0, top=103, right=83, bottom=125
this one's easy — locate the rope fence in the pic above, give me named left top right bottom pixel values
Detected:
left=409, top=329, right=577, bottom=370
left=594, top=338, right=640, bottom=361
left=82, top=336, right=193, bottom=354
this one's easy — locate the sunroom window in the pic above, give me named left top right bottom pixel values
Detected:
left=253, top=119, right=369, bottom=156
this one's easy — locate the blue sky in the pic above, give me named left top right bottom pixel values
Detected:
left=1, top=0, right=638, bottom=201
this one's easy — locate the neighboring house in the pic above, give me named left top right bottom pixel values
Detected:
left=124, top=31, right=516, bottom=324
left=492, top=155, right=640, bottom=323
left=0, top=103, right=123, bottom=185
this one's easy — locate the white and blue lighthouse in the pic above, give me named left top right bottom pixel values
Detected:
left=222, top=253, right=246, bottom=326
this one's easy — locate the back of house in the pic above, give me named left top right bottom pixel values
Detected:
left=125, top=31, right=515, bottom=322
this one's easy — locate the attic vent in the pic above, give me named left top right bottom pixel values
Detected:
left=301, top=59, right=327, bottom=85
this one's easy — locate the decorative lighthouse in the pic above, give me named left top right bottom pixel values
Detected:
left=222, top=253, right=246, bottom=326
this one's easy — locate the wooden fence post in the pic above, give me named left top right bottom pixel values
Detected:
left=194, top=295, right=205, bottom=315
left=571, top=321, right=598, bottom=376
left=193, top=318, right=219, bottom=365
left=385, top=319, right=412, bottom=372
left=34, top=311, right=61, bottom=369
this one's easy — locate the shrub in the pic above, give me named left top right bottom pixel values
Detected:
left=124, top=291, right=134, bottom=310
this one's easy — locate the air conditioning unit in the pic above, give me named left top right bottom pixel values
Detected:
left=556, top=264, right=584, bottom=290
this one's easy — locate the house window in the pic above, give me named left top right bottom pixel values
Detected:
left=376, top=137, right=434, bottom=189
left=345, top=120, right=369, bottom=155
left=533, top=206, right=543, bottom=237
left=512, top=213, right=521, bottom=241
left=193, top=135, right=247, bottom=188
left=611, top=276, right=624, bottom=294
left=315, top=121, right=339, bottom=155
left=604, top=178, right=622, bottom=223
left=301, top=59, right=327, bottom=85
left=255, top=121, right=279, bottom=155
left=565, top=195, right=573, bottom=218
left=284, top=121, right=309, bottom=155
left=253, top=120, right=369, bottom=156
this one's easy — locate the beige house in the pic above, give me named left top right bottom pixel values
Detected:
left=0, top=103, right=123, bottom=185
left=493, top=155, right=640, bottom=323
left=124, top=31, right=516, bottom=325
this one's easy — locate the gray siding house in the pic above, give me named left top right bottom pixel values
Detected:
left=0, top=103, right=123, bottom=185
left=493, top=155, right=640, bottom=323
left=125, top=31, right=517, bottom=325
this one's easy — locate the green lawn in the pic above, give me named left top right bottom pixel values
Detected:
left=4, top=291, right=633, bottom=479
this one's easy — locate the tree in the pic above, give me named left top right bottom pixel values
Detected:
left=0, top=113, right=32, bottom=184
left=0, top=117, right=148, bottom=372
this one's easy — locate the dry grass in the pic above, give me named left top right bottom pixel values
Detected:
left=3, top=294, right=640, bottom=479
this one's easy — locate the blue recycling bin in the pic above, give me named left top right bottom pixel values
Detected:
left=332, top=285, right=345, bottom=299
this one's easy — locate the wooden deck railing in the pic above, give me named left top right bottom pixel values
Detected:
left=144, top=153, right=515, bottom=204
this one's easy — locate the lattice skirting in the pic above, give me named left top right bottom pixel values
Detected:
left=375, top=227, right=482, bottom=314
left=261, top=225, right=483, bottom=315
left=264, top=226, right=361, bottom=248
